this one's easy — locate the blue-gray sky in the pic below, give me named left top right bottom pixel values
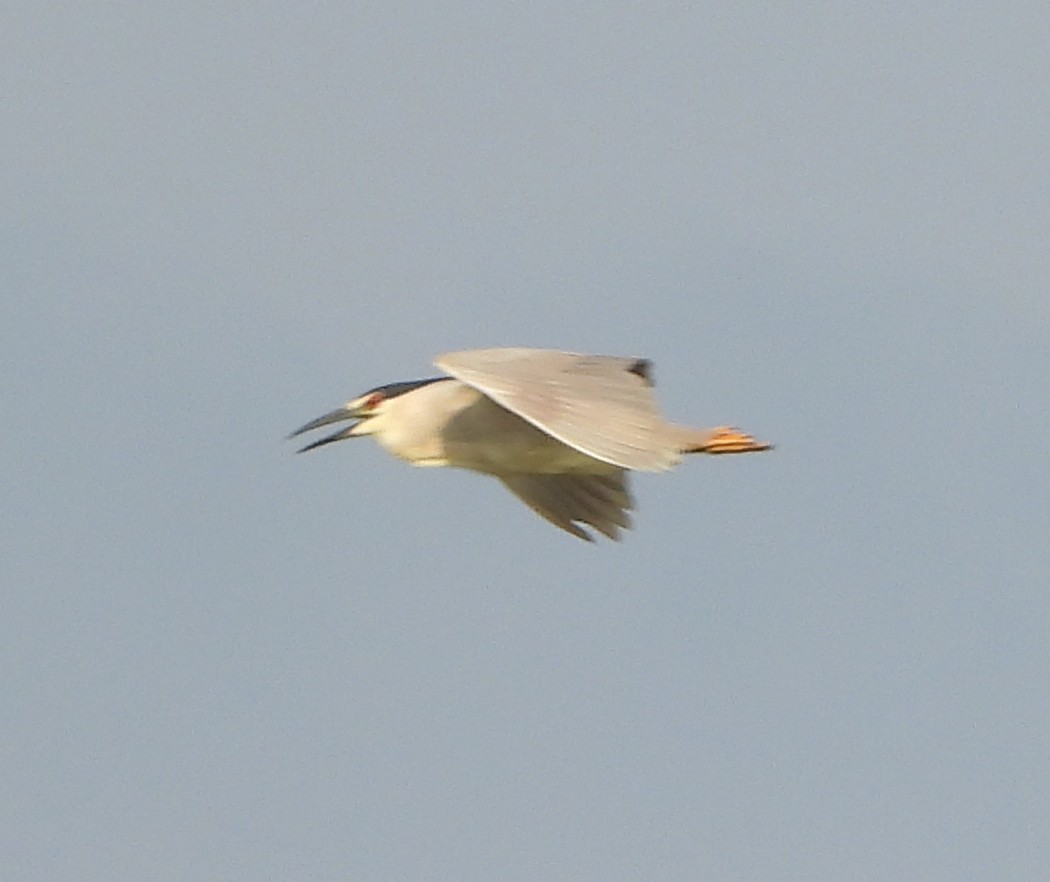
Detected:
left=4, top=4, right=1048, bottom=880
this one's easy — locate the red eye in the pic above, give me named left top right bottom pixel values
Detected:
left=367, top=393, right=384, bottom=409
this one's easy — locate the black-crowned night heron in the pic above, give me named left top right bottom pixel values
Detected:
left=290, top=348, right=772, bottom=541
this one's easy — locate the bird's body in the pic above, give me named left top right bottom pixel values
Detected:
left=290, top=348, right=771, bottom=541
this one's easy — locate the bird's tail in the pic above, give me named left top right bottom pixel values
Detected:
left=678, top=426, right=773, bottom=455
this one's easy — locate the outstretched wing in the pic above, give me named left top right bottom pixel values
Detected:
left=436, top=348, right=681, bottom=471
left=499, top=471, right=633, bottom=542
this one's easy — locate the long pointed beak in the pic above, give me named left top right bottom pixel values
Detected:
left=288, top=405, right=363, bottom=453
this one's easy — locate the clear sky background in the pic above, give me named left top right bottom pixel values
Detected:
left=4, top=4, right=1048, bottom=880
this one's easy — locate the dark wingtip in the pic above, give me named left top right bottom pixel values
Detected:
left=627, top=358, right=654, bottom=385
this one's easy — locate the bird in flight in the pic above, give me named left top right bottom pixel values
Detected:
left=290, top=348, right=772, bottom=541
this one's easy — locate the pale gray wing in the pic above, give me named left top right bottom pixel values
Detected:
left=499, top=471, right=633, bottom=542
left=436, top=348, right=682, bottom=471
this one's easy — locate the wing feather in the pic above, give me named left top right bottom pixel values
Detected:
left=436, top=348, right=681, bottom=471
left=499, top=471, right=633, bottom=541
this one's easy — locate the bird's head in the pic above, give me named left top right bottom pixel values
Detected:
left=289, top=378, right=445, bottom=452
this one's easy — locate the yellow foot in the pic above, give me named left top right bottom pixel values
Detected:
left=703, top=426, right=774, bottom=454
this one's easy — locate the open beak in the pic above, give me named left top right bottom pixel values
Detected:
left=288, top=404, right=367, bottom=453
